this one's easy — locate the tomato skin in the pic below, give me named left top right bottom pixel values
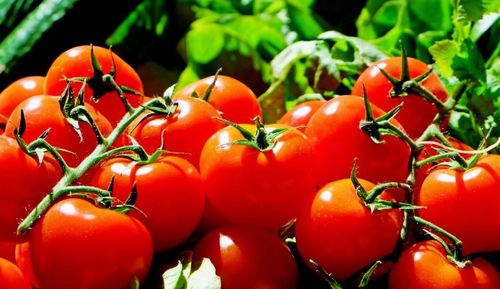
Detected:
left=414, top=137, right=472, bottom=193
left=352, top=57, right=448, bottom=139
left=44, top=45, right=144, bottom=126
left=389, top=241, right=500, bottom=289
left=199, top=124, right=317, bottom=230
left=4, top=95, right=112, bottom=167
left=416, top=154, right=500, bottom=255
left=295, top=178, right=403, bottom=281
left=277, top=100, right=325, bottom=132
left=129, top=96, right=225, bottom=168
left=0, top=258, right=32, bottom=289
left=29, top=198, right=153, bottom=289
left=0, top=242, right=15, bottom=263
left=89, top=155, right=205, bottom=252
left=0, top=76, right=45, bottom=119
left=0, top=135, right=62, bottom=242
left=15, top=242, right=39, bottom=289
left=175, top=75, right=262, bottom=124
left=193, top=226, right=299, bottom=289
left=304, top=95, right=411, bottom=189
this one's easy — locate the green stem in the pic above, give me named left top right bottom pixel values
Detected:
left=378, top=120, right=420, bottom=152
left=103, top=74, right=133, bottom=113
left=415, top=152, right=460, bottom=168
left=27, top=138, right=71, bottom=174
left=412, top=216, right=465, bottom=263
left=365, top=182, right=412, bottom=203
left=17, top=98, right=162, bottom=234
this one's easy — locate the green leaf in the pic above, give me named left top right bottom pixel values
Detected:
left=286, top=0, right=325, bottom=40
left=429, top=39, right=460, bottom=77
left=457, top=0, right=500, bottom=22
left=0, top=0, right=79, bottom=74
left=471, top=13, right=500, bottom=41
left=186, top=24, right=225, bottom=64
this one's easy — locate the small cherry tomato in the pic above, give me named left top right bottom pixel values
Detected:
left=389, top=240, right=500, bottom=289
left=0, top=257, right=32, bottom=289
left=175, top=75, right=262, bottom=124
left=0, top=76, right=45, bottom=119
left=295, top=178, right=403, bottom=281
left=194, top=226, right=299, bottom=289
left=29, top=198, right=153, bottom=289
left=277, top=100, right=325, bottom=132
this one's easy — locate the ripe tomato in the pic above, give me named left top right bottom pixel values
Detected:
left=4, top=95, right=112, bottom=167
left=416, top=154, right=500, bottom=255
left=193, top=226, right=299, bottom=289
left=175, top=75, right=262, bottom=124
left=352, top=57, right=448, bottom=139
left=128, top=96, right=225, bottom=168
left=304, top=95, right=411, bottom=189
left=295, top=178, right=403, bottom=281
left=0, top=135, right=62, bottom=242
left=199, top=124, right=317, bottom=230
left=89, top=155, right=205, bottom=252
left=29, top=198, right=153, bottom=289
left=414, top=137, right=472, bottom=193
left=0, top=76, right=45, bottom=119
left=277, top=100, right=325, bottom=132
left=389, top=241, right=500, bottom=289
left=44, top=45, right=144, bottom=126
left=15, top=242, right=39, bottom=289
left=0, top=258, right=32, bottom=289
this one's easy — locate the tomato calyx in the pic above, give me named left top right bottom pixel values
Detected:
left=217, top=116, right=289, bottom=152
left=358, top=87, right=419, bottom=152
left=67, top=45, right=142, bottom=113
left=376, top=42, right=449, bottom=113
left=350, top=161, right=417, bottom=212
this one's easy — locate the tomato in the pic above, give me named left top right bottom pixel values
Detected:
left=295, top=178, right=403, bottom=281
left=416, top=154, right=500, bottom=255
left=128, top=96, right=224, bottom=168
left=0, top=242, right=15, bottom=262
left=193, top=226, right=299, bottom=289
left=0, top=135, right=62, bottom=242
left=0, top=258, right=32, bottom=289
left=414, top=137, right=472, bottom=193
left=304, top=95, right=411, bottom=189
left=175, top=75, right=262, bottom=124
left=199, top=124, right=316, bottom=230
left=277, top=100, right=325, bottom=132
left=0, top=113, right=6, bottom=133
left=0, top=76, right=45, bottom=119
left=389, top=240, right=500, bottom=289
left=89, top=155, right=205, bottom=252
left=15, top=242, right=39, bottom=289
left=4, top=95, right=112, bottom=167
left=352, top=57, right=448, bottom=139
left=44, top=45, right=144, bottom=126
left=29, top=198, right=153, bottom=289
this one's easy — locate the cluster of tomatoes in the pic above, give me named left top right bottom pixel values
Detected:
left=0, top=45, right=499, bottom=289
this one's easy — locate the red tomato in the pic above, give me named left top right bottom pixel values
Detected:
left=15, top=242, right=39, bottom=289
left=277, top=100, right=325, bottom=132
left=4, top=95, right=112, bottom=167
left=416, top=154, right=500, bottom=255
left=175, top=75, right=262, bottom=124
left=29, top=198, right=153, bottom=289
left=352, top=57, right=448, bottom=139
left=0, top=135, right=62, bottom=242
left=128, top=96, right=224, bottom=168
left=199, top=124, right=317, bottom=230
left=193, top=226, right=299, bottom=289
left=0, top=76, right=45, bottom=119
left=44, top=45, right=144, bottom=126
left=89, top=155, right=205, bottom=252
left=295, top=178, right=403, bottom=281
left=0, top=258, right=32, bottom=289
left=304, top=95, right=411, bottom=189
left=414, top=137, right=472, bottom=193
left=389, top=241, right=500, bottom=289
